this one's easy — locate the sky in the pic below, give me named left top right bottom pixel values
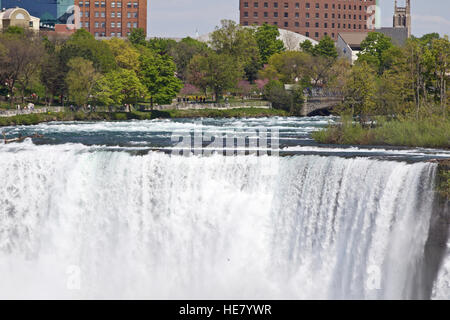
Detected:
left=147, top=0, right=450, bottom=38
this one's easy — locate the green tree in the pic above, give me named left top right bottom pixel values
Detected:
left=300, top=40, right=314, bottom=54
left=313, top=35, right=338, bottom=58
left=106, top=38, right=140, bottom=71
left=40, top=44, right=67, bottom=106
left=4, top=26, right=25, bottom=35
left=187, top=54, right=209, bottom=95
left=66, top=57, right=100, bottom=107
left=258, top=51, right=312, bottom=84
left=254, top=23, right=285, bottom=64
left=430, top=36, right=450, bottom=118
left=343, top=61, right=378, bottom=122
left=210, top=20, right=260, bottom=81
left=187, top=52, right=242, bottom=102
left=0, top=30, right=44, bottom=106
left=128, top=28, right=146, bottom=46
left=60, top=29, right=117, bottom=74
left=357, top=32, right=393, bottom=74
left=95, top=69, right=147, bottom=106
left=138, top=48, right=183, bottom=105
left=146, top=38, right=177, bottom=55
left=168, top=37, right=210, bottom=81
left=263, top=80, right=304, bottom=114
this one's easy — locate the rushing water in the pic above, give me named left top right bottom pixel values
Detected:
left=0, top=116, right=448, bottom=299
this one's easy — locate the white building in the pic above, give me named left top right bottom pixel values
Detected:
left=0, top=7, right=40, bottom=32
left=198, top=27, right=318, bottom=51
left=336, top=32, right=368, bottom=64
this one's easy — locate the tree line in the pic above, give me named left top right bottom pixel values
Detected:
left=0, top=21, right=448, bottom=120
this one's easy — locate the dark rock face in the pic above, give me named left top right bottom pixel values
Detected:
left=419, top=160, right=449, bottom=299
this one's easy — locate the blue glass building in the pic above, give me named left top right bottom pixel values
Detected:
left=0, top=0, right=74, bottom=26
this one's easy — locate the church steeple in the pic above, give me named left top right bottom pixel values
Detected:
left=393, top=0, right=411, bottom=37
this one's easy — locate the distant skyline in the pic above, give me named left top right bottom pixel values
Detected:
left=147, top=0, right=450, bottom=38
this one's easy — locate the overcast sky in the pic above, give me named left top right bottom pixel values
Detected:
left=147, top=0, right=450, bottom=38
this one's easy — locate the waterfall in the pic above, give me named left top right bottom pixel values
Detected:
left=0, top=144, right=447, bottom=299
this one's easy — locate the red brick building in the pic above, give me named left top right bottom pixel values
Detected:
left=239, top=0, right=377, bottom=41
left=75, top=0, right=147, bottom=38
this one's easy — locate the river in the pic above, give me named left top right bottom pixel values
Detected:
left=0, top=116, right=448, bottom=299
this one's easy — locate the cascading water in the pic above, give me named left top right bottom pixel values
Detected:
left=0, top=142, right=447, bottom=299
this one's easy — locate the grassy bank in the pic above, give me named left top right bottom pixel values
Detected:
left=312, top=117, right=450, bottom=149
left=0, top=108, right=288, bottom=127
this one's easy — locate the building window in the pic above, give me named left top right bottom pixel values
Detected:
left=94, top=1, right=99, bottom=7
left=111, top=12, right=115, bottom=18
left=133, top=2, right=138, bottom=8
left=111, top=32, right=115, bottom=37
left=254, top=2, right=258, bottom=8
left=117, top=22, right=121, bottom=28
left=284, top=22, right=288, bottom=27
left=117, top=12, right=121, bottom=18
left=244, top=2, right=249, bottom=8
left=111, top=1, right=115, bottom=8
left=117, top=1, right=122, bottom=8
left=127, top=2, right=132, bottom=8
left=111, top=22, right=115, bottom=28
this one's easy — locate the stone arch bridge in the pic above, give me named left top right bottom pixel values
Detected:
left=301, top=96, right=344, bottom=116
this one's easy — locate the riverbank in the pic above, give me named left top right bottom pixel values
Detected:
left=312, top=117, right=450, bottom=149
left=0, top=108, right=289, bottom=127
